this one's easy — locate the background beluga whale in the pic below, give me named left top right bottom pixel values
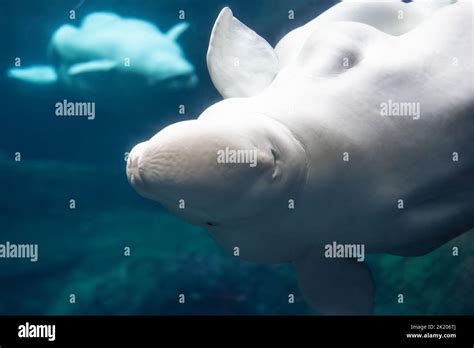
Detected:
left=127, top=0, right=473, bottom=314
left=7, top=12, right=198, bottom=94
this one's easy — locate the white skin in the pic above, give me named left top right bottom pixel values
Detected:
left=128, top=1, right=473, bottom=314
left=274, top=0, right=458, bottom=66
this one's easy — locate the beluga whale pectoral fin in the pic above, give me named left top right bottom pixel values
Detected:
left=67, top=60, right=118, bottom=76
left=166, top=22, right=190, bottom=41
left=207, top=7, right=279, bottom=99
left=293, top=246, right=375, bottom=315
left=7, top=65, right=58, bottom=85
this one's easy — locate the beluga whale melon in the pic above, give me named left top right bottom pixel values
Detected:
left=8, top=12, right=198, bottom=94
left=127, top=0, right=473, bottom=314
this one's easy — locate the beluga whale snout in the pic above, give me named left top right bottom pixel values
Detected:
left=128, top=0, right=473, bottom=314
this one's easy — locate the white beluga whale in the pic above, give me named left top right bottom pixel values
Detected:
left=127, top=0, right=473, bottom=314
left=8, top=12, right=198, bottom=94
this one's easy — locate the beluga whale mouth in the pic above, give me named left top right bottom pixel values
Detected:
left=127, top=0, right=473, bottom=315
left=160, top=72, right=199, bottom=89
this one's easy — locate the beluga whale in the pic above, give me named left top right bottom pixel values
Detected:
left=127, top=0, right=473, bottom=314
left=7, top=12, right=198, bottom=94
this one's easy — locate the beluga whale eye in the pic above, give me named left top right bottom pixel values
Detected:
left=270, top=147, right=281, bottom=181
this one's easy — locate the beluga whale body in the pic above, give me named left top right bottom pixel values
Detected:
left=127, top=0, right=473, bottom=314
left=8, top=12, right=198, bottom=94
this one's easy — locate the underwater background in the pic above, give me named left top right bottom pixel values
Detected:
left=0, top=0, right=473, bottom=315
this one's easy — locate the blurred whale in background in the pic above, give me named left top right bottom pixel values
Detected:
left=128, top=0, right=473, bottom=315
left=7, top=12, right=198, bottom=94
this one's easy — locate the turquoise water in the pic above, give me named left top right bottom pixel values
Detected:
left=0, top=0, right=473, bottom=315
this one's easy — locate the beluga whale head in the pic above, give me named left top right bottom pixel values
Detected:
left=137, top=21, right=198, bottom=89
left=146, top=49, right=197, bottom=89
left=127, top=100, right=306, bottom=234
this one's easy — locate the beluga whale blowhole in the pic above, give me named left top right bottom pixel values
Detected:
left=127, top=0, right=473, bottom=314
left=8, top=12, right=198, bottom=95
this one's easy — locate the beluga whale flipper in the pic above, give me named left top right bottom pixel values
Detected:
left=8, top=12, right=198, bottom=94
left=127, top=0, right=473, bottom=314
left=206, top=7, right=280, bottom=98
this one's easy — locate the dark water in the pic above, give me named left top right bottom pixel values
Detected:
left=0, top=0, right=473, bottom=315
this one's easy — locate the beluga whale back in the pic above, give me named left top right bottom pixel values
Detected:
left=8, top=12, right=198, bottom=94
left=127, top=0, right=473, bottom=314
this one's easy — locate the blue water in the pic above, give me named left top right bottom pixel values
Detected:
left=0, top=0, right=472, bottom=315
